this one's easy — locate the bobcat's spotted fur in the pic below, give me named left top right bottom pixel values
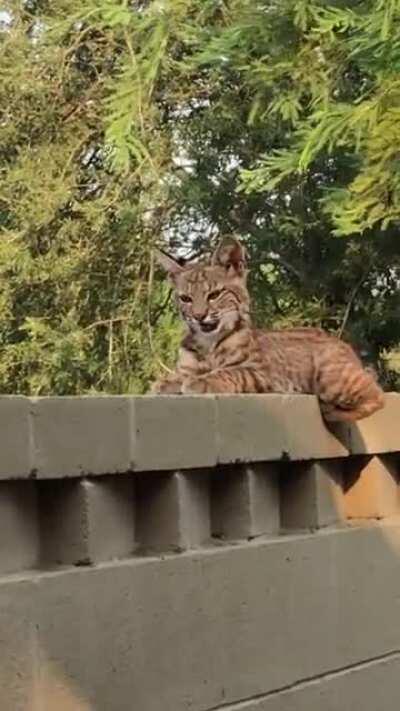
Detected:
left=152, top=239, right=385, bottom=422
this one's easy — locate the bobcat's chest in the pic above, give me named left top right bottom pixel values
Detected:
left=207, top=340, right=255, bottom=371
left=181, top=327, right=256, bottom=374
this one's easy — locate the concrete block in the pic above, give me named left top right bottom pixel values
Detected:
left=0, top=581, right=37, bottom=711
left=281, top=460, right=345, bottom=530
left=31, top=396, right=131, bottom=478
left=135, top=470, right=210, bottom=551
left=216, top=395, right=349, bottom=465
left=39, top=476, right=135, bottom=565
left=232, top=654, right=400, bottom=711
left=33, top=573, right=96, bottom=711
left=0, top=396, right=32, bottom=479
left=211, top=463, right=279, bottom=539
left=283, top=395, right=350, bottom=460
left=2, top=524, right=400, bottom=711
left=216, top=395, right=287, bottom=463
left=0, top=481, right=39, bottom=574
left=349, top=392, right=400, bottom=454
left=344, top=454, right=400, bottom=519
left=132, top=396, right=217, bottom=471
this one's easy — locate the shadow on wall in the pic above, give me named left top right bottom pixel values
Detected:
left=31, top=662, right=92, bottom=711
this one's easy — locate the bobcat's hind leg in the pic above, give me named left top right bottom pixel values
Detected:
left=320, top=392, right=385, bottom=422
left=318, top=363, right=385, bottom=423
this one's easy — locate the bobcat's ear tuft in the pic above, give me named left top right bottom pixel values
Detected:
left=211, top=238, right=247, bottom=276
left=154, top=248, right=185, bottom=279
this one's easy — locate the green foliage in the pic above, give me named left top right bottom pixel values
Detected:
left=235, top=0, right=400, bottom=235
left=0, top=0, right=179, bottom=393
left=1, top=0, right=400, bottom=394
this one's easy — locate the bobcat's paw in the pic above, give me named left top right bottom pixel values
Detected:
left=151, top=377, right=183, bottom=395
left=181, top=377, right=209, bottom=394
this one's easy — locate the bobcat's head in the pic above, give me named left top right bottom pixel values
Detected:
left=155, top=239, right=250, bottom=343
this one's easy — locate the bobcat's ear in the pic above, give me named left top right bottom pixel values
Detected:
left=211, top=238, right=247, bottom=276
left=154, top=248, right=185, bottom=279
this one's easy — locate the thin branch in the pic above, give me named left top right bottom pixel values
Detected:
left=338, top=268, right=371, bottom=339
left=146, top=253, right=173, bottom=374
left=85, top=316, right=131, bottom=331
left=123, top=26, right=145, bottom=135
left=107, top=320, right=114, bottom=383
left=150, top=288, right=173, bottom=327
left=256, top=266, right=284, bottom=316
left=61, top=80, right=101, bottom=123
left=265, top=252, right=303, bottom=280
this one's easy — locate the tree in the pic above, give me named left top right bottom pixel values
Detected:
left=1, top=0, right=400, bottom=394
left=0, top=0, right=181, bottom=393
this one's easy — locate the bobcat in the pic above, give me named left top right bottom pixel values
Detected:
left=151, top=238, right=385, bottom=422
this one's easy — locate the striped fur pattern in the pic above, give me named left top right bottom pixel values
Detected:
left=152, top=239, right=385, bottom=422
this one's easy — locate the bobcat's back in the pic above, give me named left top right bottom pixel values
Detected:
left=253, top=326, right=384, bottom=420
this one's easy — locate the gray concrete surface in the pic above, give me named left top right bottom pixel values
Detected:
left=133, top=395, right=218, bottom=471
left=40, top=476, right=135, bottom=565
left=1, top=524, right=400, bottom=711
left=32, top=396, right=132, bottom=477
left=0, top=394, right=399, bottom=711
left=216, top=394, right=350, bottom=464
left=0, top=396, right=32, bottom=479
left=0, top=392, right=398, bottom=479
left=0, top=481, right=39, bottom=574
left=211, top=463, right=279, bottom=538
left=281, top=460, right=345, bottom=530
left=223, top=653, right=400, bottom=710
left=135, top=470, right=211, bottom=551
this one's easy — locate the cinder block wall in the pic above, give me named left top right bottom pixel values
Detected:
left=1, top=394, right=400, bottom=711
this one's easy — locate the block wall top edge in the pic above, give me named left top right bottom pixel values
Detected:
left=0, top=393, right=397, bottom=479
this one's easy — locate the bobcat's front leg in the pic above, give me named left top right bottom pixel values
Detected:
left=182, top=367, right=263, bottom=394
left=151, top=372, right=184, bottom=394
left=152, top=345, right=207, bottom=395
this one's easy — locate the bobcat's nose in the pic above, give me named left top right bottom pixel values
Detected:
left=193, top=311, right=207, bottom=322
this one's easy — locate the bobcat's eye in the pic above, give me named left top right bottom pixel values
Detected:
left=179, top=294, right=192, bottom=304
left=208, top=289, right=223, bottom=301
